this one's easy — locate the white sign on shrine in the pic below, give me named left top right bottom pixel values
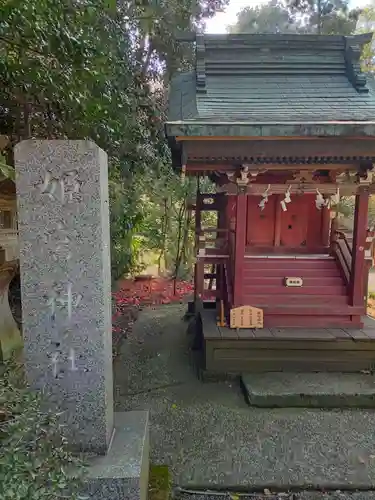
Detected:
left=284, top=277, right=303, bottom=287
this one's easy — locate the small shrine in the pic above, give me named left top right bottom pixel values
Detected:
left=165, top=33, right=375, bottom=373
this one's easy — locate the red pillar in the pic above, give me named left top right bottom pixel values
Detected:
left=350, top=190, right=369, bottom=307
left=232, top=193, right=247, bottom=307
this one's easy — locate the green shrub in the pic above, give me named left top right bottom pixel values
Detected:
left=0, top=360, right=85, bottom=500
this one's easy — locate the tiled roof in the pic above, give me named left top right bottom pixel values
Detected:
left=167, top=33, right=375, bottom=125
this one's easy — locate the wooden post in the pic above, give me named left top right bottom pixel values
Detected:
left=329, top=216, right=338, bottom=250
left=194, top=191, right=203, bottom=302
left=350, top=189, right=369, bottom=307
left=195, top=193, right=202, bottom=250
left=321, top=206, right=331, bottom=247
left=194, top=260, right=204, bottom=300
left=217, top=193, right=225, bottom=233
left=274, top=195, right=281, bottom=247
left=232, top=193, right=247, bottom=307
left=194, top=234, right=205, bottom=301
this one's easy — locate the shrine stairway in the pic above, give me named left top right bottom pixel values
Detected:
left=242, top=255, right=363, bottom=328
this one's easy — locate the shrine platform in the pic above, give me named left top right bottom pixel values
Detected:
left=199, top=310, right=375, bottom=374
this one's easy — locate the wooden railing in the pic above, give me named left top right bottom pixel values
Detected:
left=332, top=228, right=375, bottom=297
left=331, top=230, right=352, bottom=286
left=194, top=228, right=230, bottom=302
left=195, top=228, right=229, bottom=253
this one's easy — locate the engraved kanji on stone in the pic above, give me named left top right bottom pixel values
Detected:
left=50, top=348, right=78, bottom=377
left=47, top=283, right=82, bottom=321
left=43, top=221, right=72, bottom=262
left=68, top=348, right=78, bottom=372
left=39, top=170, right=81, bottom=204
left=51, top=352, right=59, bottom=378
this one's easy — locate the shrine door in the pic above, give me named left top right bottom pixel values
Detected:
left=246, top=194, right=328, bottom=251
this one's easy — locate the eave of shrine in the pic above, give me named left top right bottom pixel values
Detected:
left=166, top=121, right=375, bottom=140
left=170, top=136, right=375, bottom=176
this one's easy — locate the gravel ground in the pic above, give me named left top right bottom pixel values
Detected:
left=113, top=305, right=375, bottom=490
left=173, top=492, right=375, bottom=500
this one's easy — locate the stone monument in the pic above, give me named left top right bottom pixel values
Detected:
left=15, top=140, right=149, bottom=499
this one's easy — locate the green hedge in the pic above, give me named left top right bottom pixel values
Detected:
left=0, top=361, right=85, bottom=500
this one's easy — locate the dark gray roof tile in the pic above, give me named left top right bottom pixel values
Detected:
left=167, top=33, right=375, bottom=126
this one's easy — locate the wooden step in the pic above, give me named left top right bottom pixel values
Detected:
left=263, top=315, right=360, bottom=328
left=243, top=305, right=363, bottom=315
left=205, top=342, right=372, bottom=372
left=243, top=268, right=342, bottom=278
left=238, top=301, right=366, bottom=316
left=244, top=260, right=336, bottom=270
left=243, top=276, right=344, bottom=286
left=200, top=310, right=370, bottom=373
left=243, top=285, right=347, bottom=296
left=243, top=294, right=349, bottom=305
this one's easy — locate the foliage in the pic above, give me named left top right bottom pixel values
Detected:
left=0, top=153, right=14, bottom=180
left=356, top=6, right=375, bottom=72
left=0, top=0, right=228, bottom=280
left=330, top=195, right=375, bottom=230
left=286, top=0, right=361, bottom=34
left=133, top=166, right=197, bottom=278
left=369, top=196, right=375, bottom=227
left=229, top=0, right=360, bottom=35
left=332, top=196, right=354, bottom=218
left=0, top=360, right=85, bottom=500
left=228, top=0, right=299, bottom=34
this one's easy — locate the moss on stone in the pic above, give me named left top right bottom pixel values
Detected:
left=149, top=465, right=171, bottom=500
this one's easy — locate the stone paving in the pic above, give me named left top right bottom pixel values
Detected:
left=114, top=304, right=375, bottom=490
left=241, top=372, right=375, bottom=408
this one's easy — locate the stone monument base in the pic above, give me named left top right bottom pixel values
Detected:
left=82, top=411, right=149, bottom=500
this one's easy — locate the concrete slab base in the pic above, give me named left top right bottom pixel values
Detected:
left=241, top=373, right=375, bottom=409
left=82, top=411, right=149, bottom=500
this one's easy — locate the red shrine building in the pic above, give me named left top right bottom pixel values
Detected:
left=165, top=33, right=375, bottom=372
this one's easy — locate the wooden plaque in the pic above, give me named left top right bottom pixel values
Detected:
left=230, top=305, right=263, bottom=329
left=285, top=277, right=303, bottom=287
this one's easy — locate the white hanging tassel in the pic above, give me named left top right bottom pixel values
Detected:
left=315, top=190, right=323, bottom=210
left=258, top=184, right=271, bottom=211
left=280, top=185, right=292, bottom=212
left=239, top=165, right=249, bottom=183
left=315, top=188, right=326, bottom=210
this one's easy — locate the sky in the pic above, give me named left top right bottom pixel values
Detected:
left=205, top=0, right=371, bottom=33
